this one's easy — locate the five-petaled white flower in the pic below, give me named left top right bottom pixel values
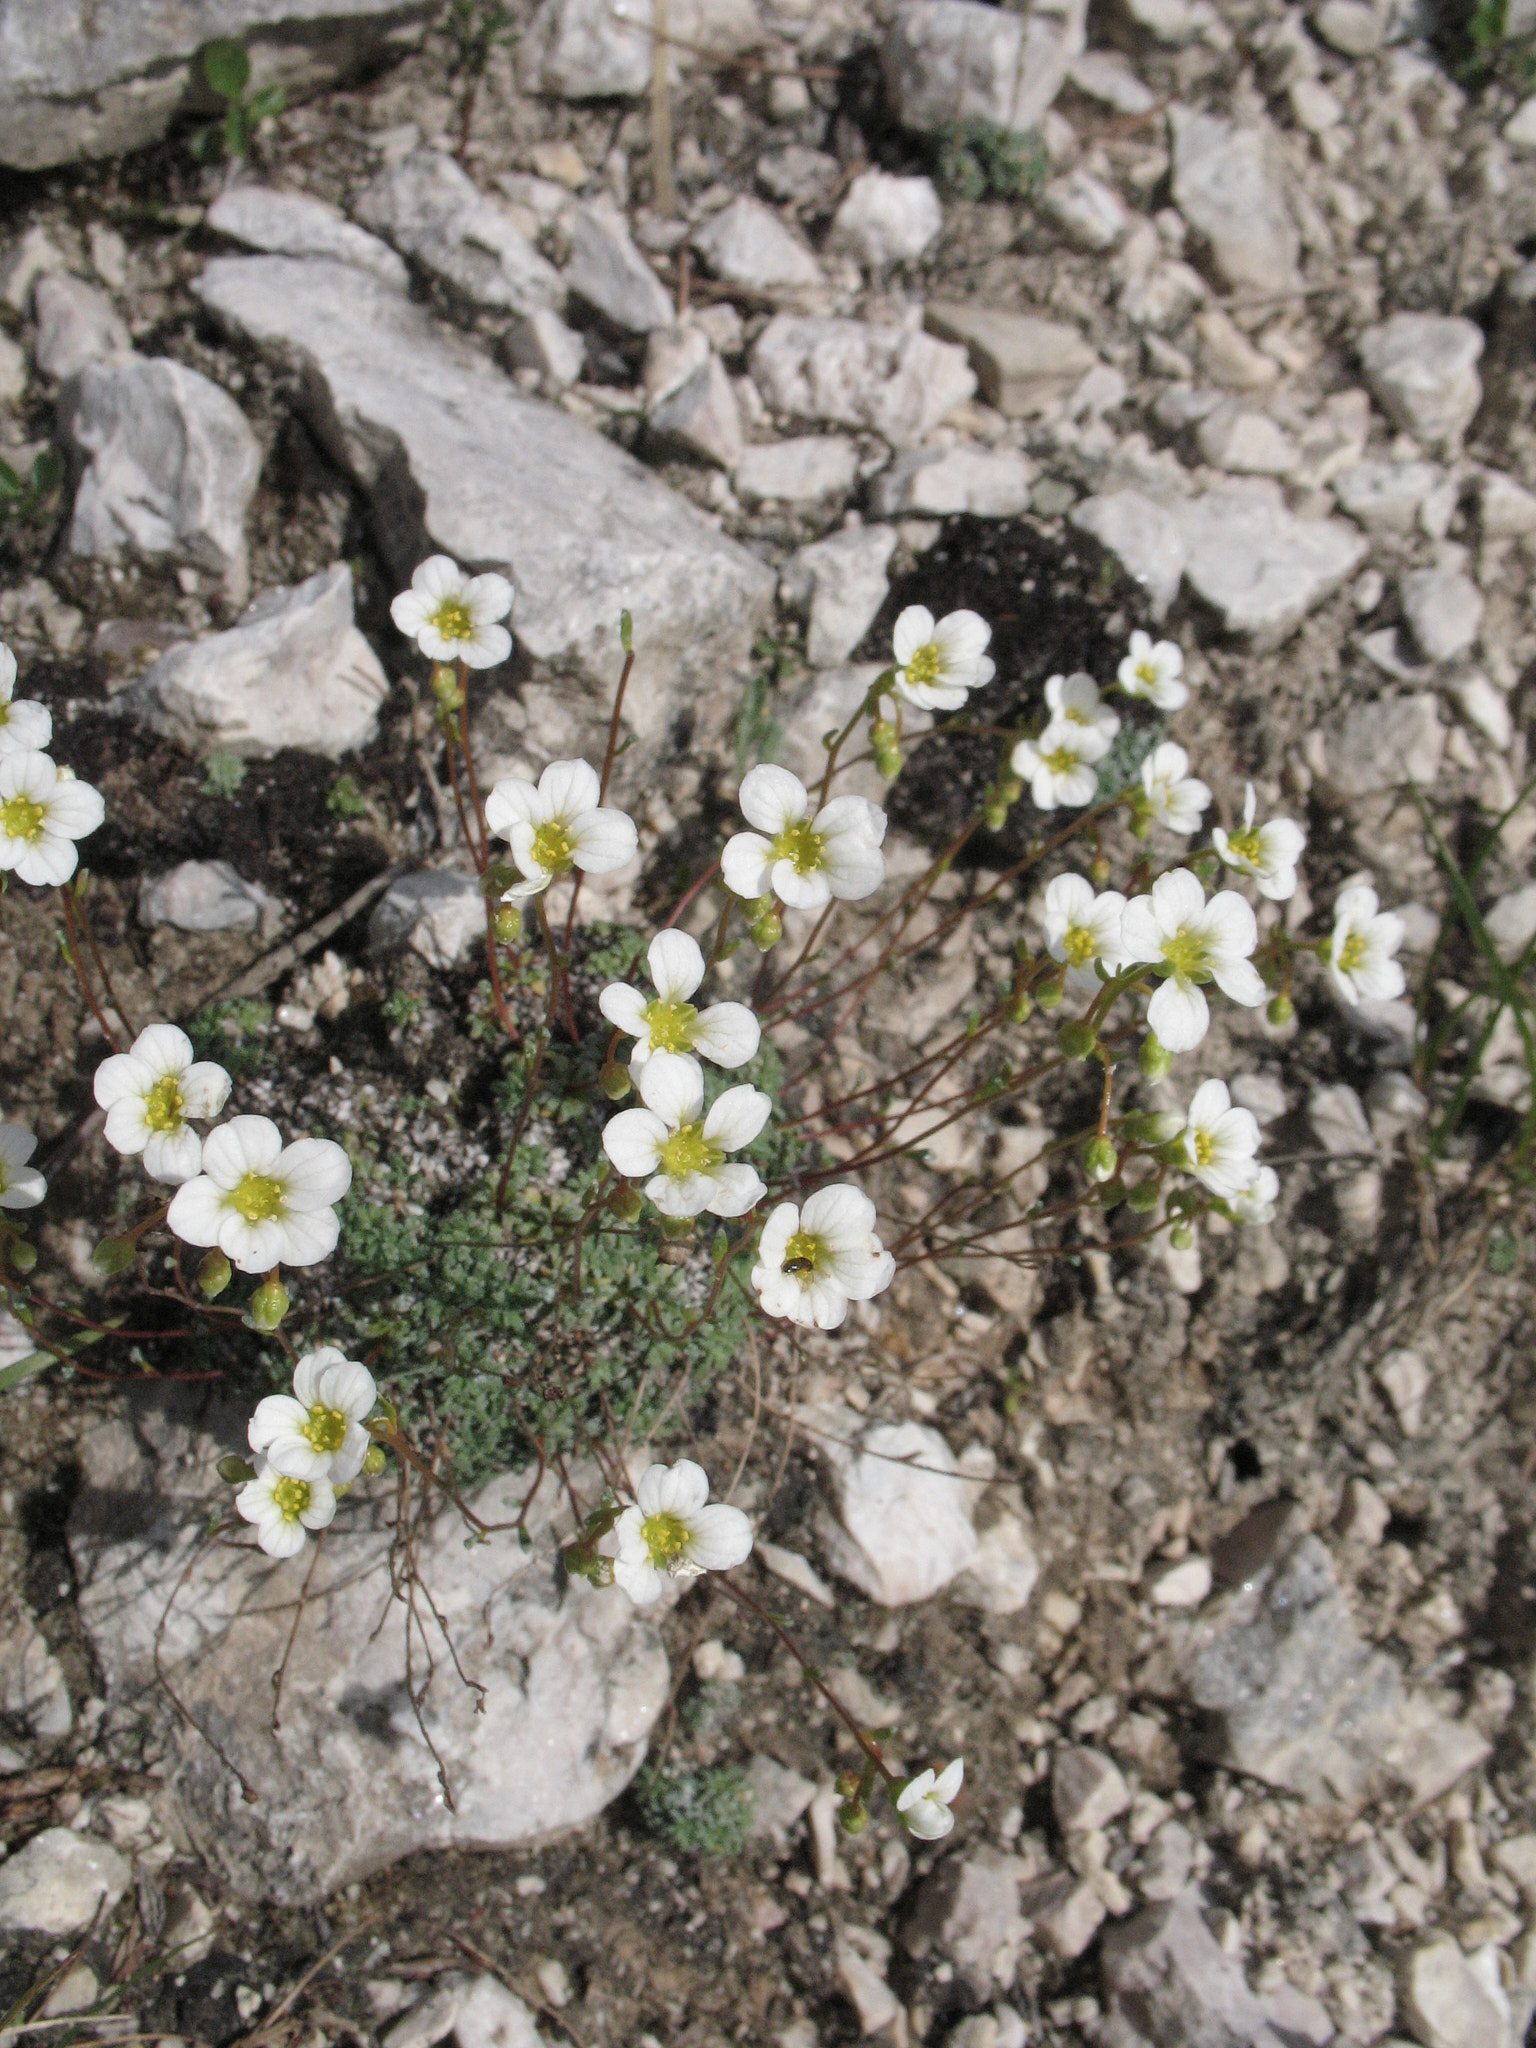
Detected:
left=485, top=759, right=638, bottom=900
left=1228, top=1164, right=1279, bottom=1226
left=891, top=606, right=995, bottom=712
left=93, top=1025, right=232, bottom=1184
left=0, top=1123, right=46, bottom=1210
left=752, top=1185, right=895, bottom=1330
left=1044, top=672, right=1120, bottom=752
left=249, top=1348, right=378, bottom=1483
left=600, top=929, right=760, bottom=1073
left=1118, top=869, right=1266, bottom=1053
left=1139, top=742, right=1211, bottom=837
left=1011, top=719, right=1106, bottom=811
left=612, top=1458, right=754, bottom=1605
left=390, top=554, right=514, bottom=669
left=602, top=1051, right=770, bottom=1218
left=1327, top=884, right=1406, bottom=1007
left=897, top=1759, right=964, bottom=1840
left=0, top=751, right=104, bottom=888
left=1042, top=873, right=1129, bottom=992
left=721, top=765, right=886, bottom=911
left=1213, top=784, right=1305, bottom=902
left=236, top=1459, right=337, bottom=1560
left=0, top=644, right=51, bottom=757
left=1180, top=1079, right=1262, bottom=1199
left=1117, top=630, right=1188, bottom=710
left=167, top=1116, right=353, bottom=1274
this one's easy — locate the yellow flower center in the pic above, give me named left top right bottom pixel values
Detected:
left=1045, top=748, right=1082, bottom=776
left=1193, top=1130, right=1214, bottom=1167
left=1, top=793, right=45, bottom=843
left=301, top=1403, right=349, bottom=1453
left=770, top=818, right=825, bottom=876
left=229, top=1172, right=285, bottom=1222
left=428, top=597, right=476, bottom=643
left=659, top=1121, right=720, bottom=1180
left=530, top=819, right=576, bottom=875
left=1136, top=661, right=1158, bottom=685
left=781, top=1227, right=825, bottom=1277
left=142, top=1074, right=186, bottom=1134
left=903, top=643, right=943, bottom=687
left=644, top=997, right=698, bottom=1054
left=1062, top=926, right=1097, bottom=967
left=1160, top=929, right=1209, bottom=982
left=1338, top=931, right=1368, bottom=973
left=271, top=1475, right=312, bottom=1521
left=641, top=1510, right=692, bottom=1568
left=1226, top=827, right=1263, bottom=867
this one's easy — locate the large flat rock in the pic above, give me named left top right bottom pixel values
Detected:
left=0, top=0, right=431, bottom=171
left=195, top=256, right=775, bottom=776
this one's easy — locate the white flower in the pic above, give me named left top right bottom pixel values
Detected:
left=891, top=606, right=995, bottom=712
left=0, top=1123, right=46, bottom=1210
left=93, top=1025, right=232, bottom=1184
left=0, top=751, right=104, bottom=888
left=612, top=1458, right=754, bottom=1604
left=167, top=1116, right=352, bottom=1274
left=599, top=929, right=760, bottom=1073
left=752, top=1185, right=896, bottom=1330
left=601, top=1052, right=769, bottom=1218
left=1045, top=671, right=1120, bottom=751
left=1212, top=785, right=1305, bottom=902
left=484, top=759, right=637, bottom=900
left=0, top=644, right=51, bottom=756
left=1117, top=630, right=1187, bottom=710
left=1118, top=869, right=1266, bottom=1053
left=1011, top=719, right=1106, bottom=811
left=896, top=1759, right=964, bottom=1840
left=389, top=554, right=514, bottom=669
left=1042, top=873, right=1129, bottom=992
left=236, top=1459, right=337, bottom=1560
left=1139, top=742, right=1211, bottom=837
left=721, top=765, right=886, bottom=911
left=1228, top=1164, right=1279, bottom=1226
left=1180, top=1079, right=1261, bottom=1199
left=249, top=1348, right=377, bottom=1483
left=1327, top=884, right=1406, bottom=1006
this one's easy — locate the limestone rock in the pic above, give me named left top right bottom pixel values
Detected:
left=1486, top=883, right=1536, bottom=962
left=353, top=152, right=561, bottom=315
left=1480, top=470, right=1536, bottom=535
left=648, top=354, right=742, bottom=469
left=1150, top=1556, right=1212, bottom=1608
left=1069, top=50, right=1155, bottom=113
left=1174, top=481, right=1367, bottom=649
left=1333, top=460, right=1442, bottom=533
left=827, top=169, right=943, bottom=269
left=1170, top=106, right=1300, bottom=294
left=194, top=258, right=774, bottom=782
left=904, top=1849, right=1026, bottom=2001
left=1194, top=402, right=1298, bottom=476
left=68, top=1391, right=670, bottom=1903
left=925, top=302, right=1095, bottom=417
left=206, top=185, right=409, bottom=288
left=0, top=329, right=26, bottom=406
left=121, top=563, right=388, bottom=761
left=1400, top=1936, right=1512, bottom=2048
left=691, top=196, right=822, bottom=298
left=0, top=1599, right=72, bottom=1742
left=0, top=0, right=431, bottom=171
left=567, top=197, right=675, bottom=333
left=1053, top=1746, right=1130, bottom=1833
left=1071, top=489, right=1187, bottom=619
left=835, top=1928, right=902, bottom=2034
left=60, top=355, right=261, bottom=584
left=1358, top=314, right=1483, bottom=451
left=745, top=1753, right=817, bottom=1846
left=883, top=0, right=1088, bottom=138
left=1399, top=567, right=1484, bottom=664
left=1041, top=170, right=1128, bottom=252
left=1101, top=1890, right=1334, bottom=2047
left=504, top=309, right=586, bottom=390
left=780, top=524, right=897, bottom=668
left=370, top=869, right=486, bottom=969
left=517, top=0, right=763, bottom=97
left=735, top=436, right=860, bottom=505
left=1320, top=692, right=1446, bottom=797
left=774, top=662, right=905, bottom=806
left=752, top=314, right=975, bottom=446
left=139, top=859, right=283, bottom=936
left=1017, top=1869, right=1105, bottom=1960
left=808, top=1406, right=979, bottom=1605
left=952, top=1512, right=1039, bottom=1616
left=869, top=444, right=1032, bottom=518
left=0, top=1828, right=130, bottom=1936
left=453, top=1975, right=545, bottom=2048
left=33, top=273, right=130, bottom=381
left=1313, top=0, right=1382, bottom=51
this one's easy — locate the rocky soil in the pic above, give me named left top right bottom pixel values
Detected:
left=5, top=0, right=1536, bottom=2045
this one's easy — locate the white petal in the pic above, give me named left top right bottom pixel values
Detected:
left=202, top=1116, right=283, bottom=1187
left=703, top=1084, right=771, bottom=1152
left=891, top=605, right=935, bottom=666
left=1211, top=957, right=1266, bottom=1007
left=569, top=807, right=638, bottom=875
left=538, top=759, right=602, bottom=822
left=484, top=776, right=541, bottom=836
left=142, top=1126, right=204, bottom=1183
left=276, top=1138, right=352, bottom=1210
left=602, top=1107, right=668, bottom=1178
left=413, top=555, right=467, bottom=601
left=1187, top=1078, right=1230, bottom=1127
left=130, top=1023, right=194, bottom=1076
left=316, top=1357, right=377, bottom=1419
left=721, top=832, right=773, bottom=901
left=1147, top=978, right=1209, bottom=1053
left=757, top=1203, right=798, bottom=1268
left=704, top=1162, right=767, bottom=1215
left=690, top=1002, right=760, bottom=1069
left=599, top=983, right=651, bottom=1038
left=655, top=1459, right=711, bottom=1515
left=773, top=860, right=832, bottom=911
left=166, top=1175, right=225, bottom=1247
left=464, top=570, right=514, bottom=623
left=800, top=1182, right=877, bottom=1246
left=272, top=1207, right=341, bottom=1268
left=684, top=1502, right=753, bottom=1571
left=16, top=835, right=79, bottom=888
left=646, top=928, right=705, bottom=1003
left=638, top=1051, right=705, bottom=1128
left=458, top=622, right=511, bottom=670
left=646, top=1168, right=714, bottom=1216
left=932, top=609, right=991, bottom=666
left=180, top=1062, right=232, bottom=1119
left=43, top=779, right=105, bottom=839
left=218, top=1213, right=287, bottom=1275
left=94, top=1052, right=153, bottom=1113
left=101, top=1098, right=151, bottom=1155
left=739, top=763, right=808, bottom=836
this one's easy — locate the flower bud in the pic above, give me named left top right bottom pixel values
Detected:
left=481, top=860, right=521, bottom=898
left=1056, top=1019, right=1097, bottom=1060
left=492, top=904, right=523, bottom=946
left=248, top=1276, right=290, bottom=1333
left=1088, top=853, right=1112, bottom=889
left=837, top=1798, right=869, bottom=1835
left=984, top=798, right=1009, bottom=831
left=362, top=1443, right=388, bottom=1477
left=1097, top=1176, right=1128, bottom=1208
left=197, top=1248, right=233, bottom=1298
left=750, top=907, right=782, bottom=952
left=1138, top=1033, right=1172, bottom=1082
left=599, top=1059, right=632, bottom=1101
left=1084, top=1135, right=1118, bottom=1183
left=1170, top=1221, right=1195, bottom=1251
left=659, top=1215, right=694, bottom=1242
left=7, top=1236, right=36, bottom=1274
left=1266, top=992, right=1295, bottom=1026
left=217, top=1454, right=257, bottom=1486
left=610, top=1185, right=644, bottom=1224
left=430, top=663, right=466, bottom=709
left=92, top=1234, right=136, bottom=1278
left=1036, top=978, right=1064, bottom=1012
left=1126, top=1177, right=1160, bottom=1213
left=1005, top=991, right=1034, bottom=1024
left=871, top=719, right=903, bottom=779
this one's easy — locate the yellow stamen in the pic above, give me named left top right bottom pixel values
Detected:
left=230, top=1172, right=284, bottom=1222
left=903, top=643, right=942, bottom=688
left=142, top=1074, right=186, bottom=1134
left=770, top=817, right=825, bottom=875
left=530, top=819, right=575, bottom=875
left=1, top=794, right=45, bottom=843
left=644, top=998, right=698, bottom=1053
left=271, top=1475, right=312, bottom=1521
left=641, top=1510, right=692, bottom=1567
left=659, top=1122, right=720, bottom=1179
left=301, top=1404, right=349, bottom=1453
left=429, top=597, right=476, bottom=642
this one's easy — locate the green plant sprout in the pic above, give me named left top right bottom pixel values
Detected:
left=190, top=39, right=287, bottom=162
left=936, top=121, right=1048, bottom=202
left=201, top=750, right=248, bottom=799
left=0, top=446, right=63, bottom=526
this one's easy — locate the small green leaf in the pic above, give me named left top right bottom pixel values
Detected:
left=247, top=83, right=287, bottom=121
left=200, top=37, right=251, bottom=99
left=0, top=1350, right=52, bottom=1392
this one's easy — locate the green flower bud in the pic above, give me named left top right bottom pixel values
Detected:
left=1088, top=853, right=1112, bottom=889
left=984, top=800, right=1009, bottom=831
left=7, top=1236, right=36, bottom=1275
left=362, top=1443, right=388, bottom=1477
left=610, top=1185, right=644, bottom=1224
left=1084, top=1134, right=1118, bottom=1182
left=492, top=904, right=524, bottom=946
left=248, top=1276, right=290, bottom=1333
left=1170, top=1221, right=1195, bottom=1251
left=1056, top=1019, right=1098, bottom=1060
left=838, top=1798, right=869, bottom=1835
left=1266, top=992, right=1295, bottom=1026
left=1126, top=1177, right=1160, bottom=1213
left=871, top=719, right=903, bottom=779
left=1139, top=1033, right=1172, bottom=1081
left=481, top=860, right=521, bottom=898
left=217, top=1454, right=257, bottom=1487
left=659, top=1215, right=694, bottom=1242
left=197, top=1248, right=233, bottom=1299
left=92, top=1235, right=136, bottom=1278
left=751, top=908, right=782, bottom=951
left=1006, top=991, right=1034, bottom=1024
left=430, top=664, right=466, bottom=709
left=599, top=1059, right=632, bottom=1101
left=1097, top=1176, right=1128, bottom=1208
left=1036, top=978, right=1064, bottom=1012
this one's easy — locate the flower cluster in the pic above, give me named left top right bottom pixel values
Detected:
left=0, top=641, right=103, bottom=889
left=237, top=1347, right=379, bottom=1557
